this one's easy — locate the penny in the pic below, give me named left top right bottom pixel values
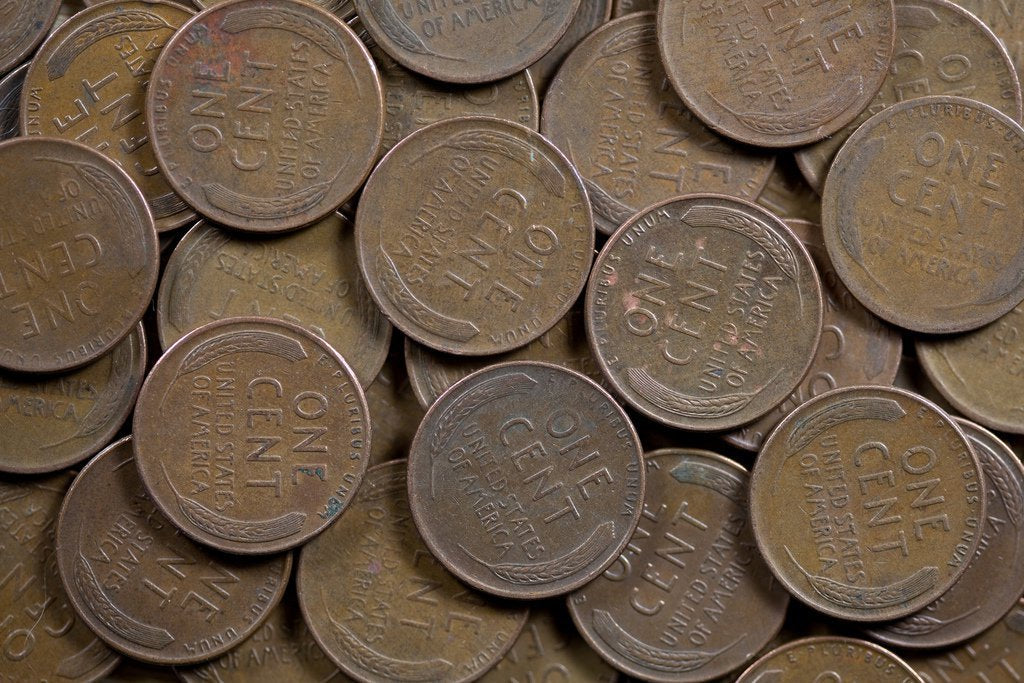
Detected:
left=0, top=62, right=26, bottom=140
left=822, top=96, right=1024, bottom=334
left=298, top=459, right=529, bottom=683
left=612, top=0, right=655, bottom=18
left=0, top=137, right=159, bottom=373
left=585, top=194, right=823, bottom=431
left=734, top=636, right=923, bottom=682
left=105, top=660, right=181, bottom=682
left=356, top=116, right=593, bottom=356
left=194, top=0, right=354, bottom=17
left=542, top=13, right=774, bottom=236
left=55, top=437, right=292, bottom=665
left=147, top=0, right=382, bottom=232
left=952, top=0, right=1024, bottom=76
left=657, top=0, right=896, bottom=148
left=528, top=0, right=612, bottom=96
left=364, top=336, right=425, bottom=466
left=755, top=156, right=821, bottom=223
left=0, top=0, right=62, bottom=76
left=893, top=349, right=956, bottom=415
left=569, top=448, right=789, bottom=682
left=795, top=0, right=1023, bottom=193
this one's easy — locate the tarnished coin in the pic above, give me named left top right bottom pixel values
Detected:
left=894, top=349, right=956, bottom=415
left=132, top=317, right=370, bottom=555
left=156, top=214, right=392, bottom=387
left=735, top=637, right=922, bottom=682
left=106, top=660, right=181, bottom=682
left=364, top=336, right=425, bottom=466
left=657, top=0, right=896, bottom=148
left=298, top=459, right=529, bottom=683
left=407, top=361, right=644, bottom=599
left=542, top=13, right=774, bottom=236
left=356, top=116, right=593, bottom=356
left=569, top=449, right=790, bottom=682
left=0, top=137, right=159, bottom=373
left=612, top=0, right=655, bottom=18
left=147, top=0, right=382, bottom=232
left=952, top=0, right=1024, bottom=76
left=822, top=96, right=1024, bottom=334
left=0, top=0, right=62, bottom=76
left=756, top=157, right=821, bottom=223
left=585, top=195, right=823, bottom=431
left=528, top=0, right=612, bottom=96
left=750, top=386, right=985, bottom=622
left=56, top=437, right=292, bottom=665
left=0, top=62, right=26, bottom=140
left=194, top=0, right=354, bottom=16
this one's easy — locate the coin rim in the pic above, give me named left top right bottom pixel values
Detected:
left=0, top=0, right=62, bottom=76
left=734, top=635, right=924, bottom=682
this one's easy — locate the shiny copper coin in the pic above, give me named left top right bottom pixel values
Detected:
left=952, top=0, right=1024, bottom=76
left=356, top=116, right=593, bottom=356
left=528, top=0, right=612, bottom=95
left=0, top=137, right=159, bottom=373
left=756, top=157, right=821, bottom=223
left=585, top=194, right=823, bottom=431
left=0, top=62, right=26, bottom=140
left=612, top=0, right=655, bottom=17
left=364, top=336, right=425, bottom=466
left=56, top=437, right=292, bottom=665
left=569, top=449, right=790, bottom=682
left=657, top=0, right=896, bottom=148
left=298, top=459, right=529, bottom=683
left=132, top=317, right=370, bottom=554
left=0, top=0, right=62, bottom=76
left=147, top=0, right=382, bottom=232
left=735, top=637, right=922, bottom=682
left=750, top=386, right=985, bottom=622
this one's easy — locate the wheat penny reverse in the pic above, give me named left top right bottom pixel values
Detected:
left=0, top=0, right=62, bottom=76
left=735, top=637, right=923, bottom=682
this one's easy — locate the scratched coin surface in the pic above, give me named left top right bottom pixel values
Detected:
left=735, top=637, right=923, bottom=682
left=356, top=116, right=593, bottom=356
left=156, top=214, right=392, bottom=387
left=0, top=137, right=159, bottom=373
left=528, top=0, right=612, bottom=95
left=750, top=386, right=985, bottom=622
left=55, top=437, right=292, bottom=665
left=147, top=0, right=382, bottom=232
left=542, top=13, right=774, bottom=236
left=585, top=194, right=823, bottom=431
left=822, top=96, right=1024, bottom=334
left=132, top=317, right=370, bottom=555
left=0, top=0, right=62, bottom=76
left=407, top=361, right=644, bottom=599
left=297, top=459, right=529, bottom=683
left=569, top=449, right=789, bottom=682
left=657, top=0, right=896, bottom=148
left=0, top=62, right=26, bottom=140
left=755, top=156, right=821, bottom=223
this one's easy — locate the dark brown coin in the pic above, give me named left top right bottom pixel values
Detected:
left=585, top=194, right=823, bottom=431
left=298, top=459, right=529, bottom=683
left=0, top=0, right=62, bottom=76
left=0, top=137, right=159, bottom=373
left=657, top=0, right=896, bottom=148
left=569, top=449, right=790, bottom=682
left=735, top=637, right=922, bottom=682
left=407, top=361, right=644, bottom=599
left=132, top=317, right=370, bottom=555
left=750, top=386, right=985, bottom=622
left=893, top=348, right=956, bottom=415
left=364, top=336, right=425, bottom=466
left=952, top=0, right=1024, bottom=76
left=822, top=96, right=1024, bottom=334
left=542, top=13, right=774, bottom=236
left=755, top=157, right=821, bottom=223
left=612, top=0, right=655, bottom=17
left=0, top=62, right=26, bottom=140
left=528, top=0, right=612, bottom=96
left=147, top=0, right=382, bottom=232
left=356, top=116, right=593, bottom=356
left=56, top=437, right=292, bottom=665
left=105, top=660, right=182, bottom=682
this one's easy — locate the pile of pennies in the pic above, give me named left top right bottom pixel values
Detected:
left=4, top=0, right=1024, bottom=680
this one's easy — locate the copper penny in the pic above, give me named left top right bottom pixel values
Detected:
left=297, top=459, right=529, bottom=683
left=194, top=0, right=354, bottom=16
left=542, top=13, right=774, bottom=236
left=0, top=0, right=62, bottom=76
left=735, top=636, right=922, bottom=682
left=0, top=137, right=159, bottom=373
left=528, top=0, right=612, bottom=96
left=755, top=156, right=821, bottom=223
left=147, top=0, right=382, bottom=232
left=0, top=62, right=26, bottom=140
left=569, top=449, right=789, bottom=682
left=585, top=194, right=823, bottom=431
left=364, top=335, right=425, bottom=466
left=612, top=0, right=655, bottom=18
left=132, top=317, right=370, bottom=555
left=56, top=437, right=292, bottom=665
left=951, top=0, right=1024, bottom=76
left=356, top=116, right=593, bottom=356
left=893, top=348, right=956, bottom=415
left=657, top=0, right=896, bottom=148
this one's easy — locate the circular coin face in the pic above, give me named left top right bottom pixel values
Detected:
left=356, top=116, right=594, bottom=356
left=755, top=156, right=821, bottom=223
left=750, top=386, right=986, bottom=622
left=133, top=317, right=370, bottom=554
left=0, top=62, right=27, bottom=140
left=657, top=0, right=896, bottom=148
left=0, top=0, right=62, bottom=75
left=147, top=0, right=383, bottom=232
left=528, top=0, right=612, bottom=96
left=585, top=194, right=823, bottom=431
left=365, top=340, right=425, bottom=466
left=735, top=637, right=923, bottom=682
left=194, top=0, right=354, bottom=14
left=952, top=0, right=1024, bottom=76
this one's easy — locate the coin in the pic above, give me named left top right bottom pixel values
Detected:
left=55, top=437, right=292, bottom=665
left=528, top=0, right=612, bottom=96
left=104, top=660, right=181, bottom=682
left=893, top=348, right=956, bottom=415
left=0, top=137, right=159, bottom=373
left=755, top=156, right=821, bottom=223
left=194, top=0, right=354, bottom=16
left=0, top=0, right=62, bottom=76
left=569, top=448, right=789, bottom=682
left=657, top=0, right=896, bottom=148
left=542, top=13, right=774, bottom=236
left=364, top=336, right=425, bottom=466
left=952, top=0, right=1024, bottom=76
left=356, top=116, right=593, bottom=356
left=147, top=0, right=382, bottom=232
left=735, top=636, right=923, bottom=682
left=822, top=96, right=1024, bottom=334
left=585, top=194, right=823, bottom=431
left=0, top=62, right=26, bottom=140
left=612, top=0, right=655, bottom=18
left=297, top=459, right=529, bottom=683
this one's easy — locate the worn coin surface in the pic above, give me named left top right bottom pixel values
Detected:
left=542, top=13, right=774, bottom=236
left=147, top=0, right=382, bottom=232
left=0, top=62, right=26, bottom=140
left=56, top=437, right=292, bottom=665
left=735, top=636, right=923, bottom=682
left=194, top=0, right=354, bottom=15
left=528, top=0, right=612, bottom=96
left=755, top=157, right=821, bottom=223
left=298, top=459, right=529, bottom=683
left=657, top=0, right=896, bottom=148
left=586, top=194, right=823, bottom=431
left=570, top=449, right=789, bottom=682
left=356, top=116, right=593, bottom=356
left=750, top=385, right=985, bottom=622
left=0, top=0, right=62, bottom=76
left=0, top=137, right=159, bottom=373
left=952, top=0, right=1024, bottom=76
left=133, top=317, right=370, bottom=555
left=364, top=336, right=425, bottom=466
left=612, top=0, right=655, bottom=17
